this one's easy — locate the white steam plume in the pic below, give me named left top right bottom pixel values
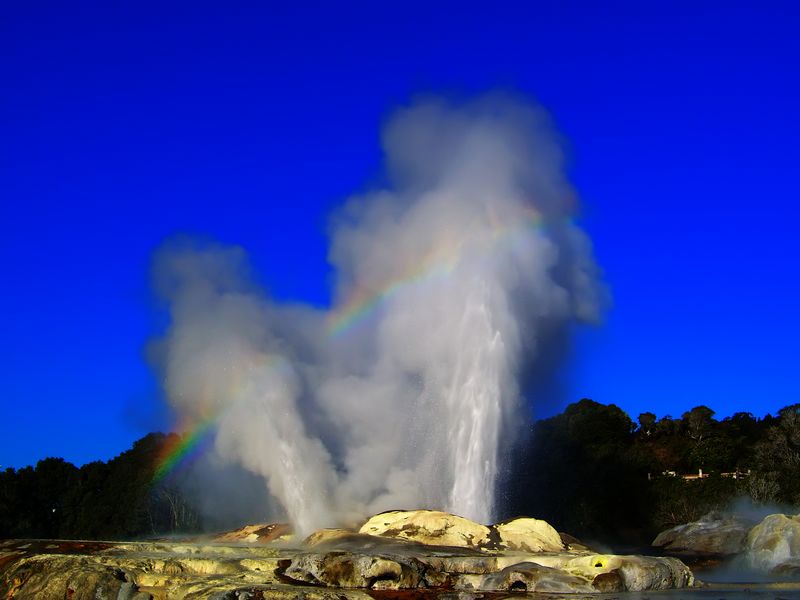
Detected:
left=151, top=94, right=604, bottom=534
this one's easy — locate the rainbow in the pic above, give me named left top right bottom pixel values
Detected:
left=152, top=414, right=217, bottom=484
left=150, top=205, right=564, bottom=480
left=326, top=246, right=459, bottom=337
left=326, top=205, right=553, bottom=337
left=151, top=354, right=293, bottom=484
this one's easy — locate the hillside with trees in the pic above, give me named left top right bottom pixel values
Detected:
left=1, top=400, right=798, bottom=546
left=503, top=399, right=800, bottom=547
left=0, top=433, right=199, bottom=540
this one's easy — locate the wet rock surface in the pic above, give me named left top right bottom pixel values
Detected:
left=493, top=517, right=564, bottom=553
left=474, top=561, right=593, bottom=594
left=0, top=512, right=701, bottom=598
left=654, top=511, right=800, bottom=576
left=357, top=510, right=565, bottom=554
left=359, top=510, right=492, bottom=549
left=653, top=511, right=756, bottom=557
left=0, top=539, right=289, bottom=599
left=213, top=522, right=293, bottom=545
left=746, top=514, right=800, bottom=574
left=1, top=538, right=695, bottom=598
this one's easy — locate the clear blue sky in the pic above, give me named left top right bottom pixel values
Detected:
left=2, top=1, right=798, bottom=469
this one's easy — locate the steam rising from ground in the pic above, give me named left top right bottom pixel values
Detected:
left=151, top=95, right=604, bottom=534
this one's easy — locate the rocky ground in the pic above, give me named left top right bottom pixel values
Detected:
left=0, top=510, right=698, bottom=599
left=653, top=511, right=800, bottom=575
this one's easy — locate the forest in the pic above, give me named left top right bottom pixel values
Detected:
left=504, top=400, right=800, bottom=546
left=1, top=399, right=798, bottom=547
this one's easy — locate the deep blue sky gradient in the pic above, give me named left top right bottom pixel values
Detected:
left=2, top=1, right=799, bottom=468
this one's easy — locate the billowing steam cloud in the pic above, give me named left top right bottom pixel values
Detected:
left=151, top=94, right=604, bottom=534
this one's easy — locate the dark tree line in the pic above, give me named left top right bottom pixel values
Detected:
left=0, top=433, right=199, bottom=540
left=502, top=399, right=800, bottom=548
left=2, top=401, right=799, bottom=544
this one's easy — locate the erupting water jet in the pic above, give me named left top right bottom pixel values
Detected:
left=151, top=93, right=604, bottom=533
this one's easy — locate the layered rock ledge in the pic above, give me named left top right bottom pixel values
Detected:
left=0, top=510, right=696, bottom=599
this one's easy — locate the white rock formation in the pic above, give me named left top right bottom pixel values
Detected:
left=652, top=511, right=755, bottom=556
left=746, top=513, right=800, bottom=573
left=359, top=510, right=491, bottom=549
left=494, top=516, right=564, bottom=552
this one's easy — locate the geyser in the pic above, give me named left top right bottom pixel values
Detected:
left=151, top=94, right=604, bottom=534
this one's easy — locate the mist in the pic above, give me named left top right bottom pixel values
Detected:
left=150, top=94, right=605, bottom=534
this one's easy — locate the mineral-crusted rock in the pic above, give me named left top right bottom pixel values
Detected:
left=0, top=553, right=145, bottom=600
left=357, top=510, right=567, bottom=554
left=213, top=522, right=292, bottom=544
left=280, top=549, right=695, bottom=594
left=283, top=552, right=579, bottom=592
left=620, top=555, right=695, bottom=590
left=0, top=537, right=697, bottom=598
left=282, top=552, right=426, bottom=589
left=564, top=554, right=694, bottom=591
left=493, top=517, right=564, bottom=552
left=505, top=554, right=695, bottom=592
left=283, top=551, right=503, bottom=590
left=0, top=539, right=288, bottom=599
left=653, top=511, right=755, bottom=556
left=304, top=528, right=357, bottom=547
left=591, top=569, right=625, bottom=592
left=653, top=510, right=800, bottom=575
left=559, top=531, right=598, bottom=553
left=468, top=561, right=594, bottom=593
left=303, top=530, right=462, bottom=556
left=359, top=509, right=491, bottom=548
left=746, top=513, right=800, bottom=573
